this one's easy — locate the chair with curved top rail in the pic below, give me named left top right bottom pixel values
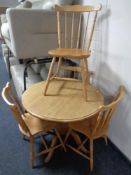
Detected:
left=44, top=4, right=102, bottom=101
left=64, top=86, right=125, bottom=171
left=2, top=82, right=66, bottom=168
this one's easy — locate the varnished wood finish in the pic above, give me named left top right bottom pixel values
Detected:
left=22, top=80, right=104, bottom=123
left=76, top=13, right=82, bottom=48
left=64, top=12, right=67, bottom=47
left=55, top=4, right=102, bottom=12
left=82, top=12, right=90, bottom=49
left=53, top=77, right=80, bottom=82
left=44, top=56, right=56, bottom=95
left=57, top=11, right=61, bottom=48
left=44, top=4, right=102, bottom=100
left=65, top=86, right=125, bottom=171
left=48, top=48, right=90, bottom=59
left=71, top=12, right=75, bottom=48
left=87, top=11, right=98, bottom=50
left=61, top=65, right=81, bottom=72
left=2, top=82, right=66, bottom=167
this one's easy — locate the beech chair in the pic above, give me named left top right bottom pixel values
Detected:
left=2, top=82, right=66, bottom=168
left=64, top=86, right=125, bottom=171
left=44, top=4, right=102, bottom=101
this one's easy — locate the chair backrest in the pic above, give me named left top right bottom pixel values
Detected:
left=55, top=4, right=102, bottom=50
left=1, top=82, right=31, bottom=136
left=92, top=86, right=125, bottom=136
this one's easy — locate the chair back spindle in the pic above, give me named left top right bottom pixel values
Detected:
left=55, top=4, right=102, bottom=50
left=71, top=12, right=75, bottom=48
left=76, top=13, right=82, bottom=48
left=87, top=11, right=98, bottom=50
left=82, top=12, right=90, bottom=50
left=57, top=11, right=61, bottom=48
left=92, top=86, right=125, bottom=136
left=65, top=12, right=67, bottom=48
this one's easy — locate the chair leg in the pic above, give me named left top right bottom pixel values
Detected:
left=55, top=57, right=62, bottom=77
left=71, top=130, right=88, bottom=153
left=83, top=58, right=89, bottom=84
left=30, top=137, right=35, bottom=168
left=64, top=128, right=72, bottom=143
left=103, top=136, right=108, bottom=146
left=64, top=128, right=88, bottom=153
left=77, top=138, right=88, bottom=152
left=44, top=136, right=57, bottom=163
left=55, top=128, right=66, bottom=152
left=80, top=59, right=88, bottom=101
left=89, top=139, right=94, bottom=172
left=44, top=57, right=56, bottom=95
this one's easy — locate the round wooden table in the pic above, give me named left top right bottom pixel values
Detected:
left=22, top=80, right=104, bottom=123
left=22, top=80, right=104, bottom=162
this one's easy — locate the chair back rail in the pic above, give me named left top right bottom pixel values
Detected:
left=55, top=4, right=102, bottom=50
left=92, top=86, right=125, bottom=136
left=2, top=82, right=31, bottom=136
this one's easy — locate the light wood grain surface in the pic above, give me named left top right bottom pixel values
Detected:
left=22, top=80, right=104, bottom=123
left=48, top=48, right=90, bottom=59
left=55, top=4, right=102, bottom=12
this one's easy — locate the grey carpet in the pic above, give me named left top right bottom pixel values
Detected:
left=0, top=45, right=131, bottom=175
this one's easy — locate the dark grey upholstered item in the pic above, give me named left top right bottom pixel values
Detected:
left=10, top=64, right=42, bottom=98
left=2, top=47, right=76, bottom=98
left=30, top=63, right=46, bottom=74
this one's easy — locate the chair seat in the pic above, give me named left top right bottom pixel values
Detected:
left=19, top=113, right=56, bottom=136
left=48, top=48, right=90, bottom=59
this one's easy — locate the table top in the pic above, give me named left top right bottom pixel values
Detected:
left=22, top=80, right=104, bottom=123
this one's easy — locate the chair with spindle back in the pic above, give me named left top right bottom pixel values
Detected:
left=2, top=82, right=66, bottom=168
left=64, top=86, right=125, bottom=171
left=44, top=4, right=102, bottom=101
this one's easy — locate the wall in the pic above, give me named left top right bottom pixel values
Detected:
left=82, top=0, right=131, bottom=160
